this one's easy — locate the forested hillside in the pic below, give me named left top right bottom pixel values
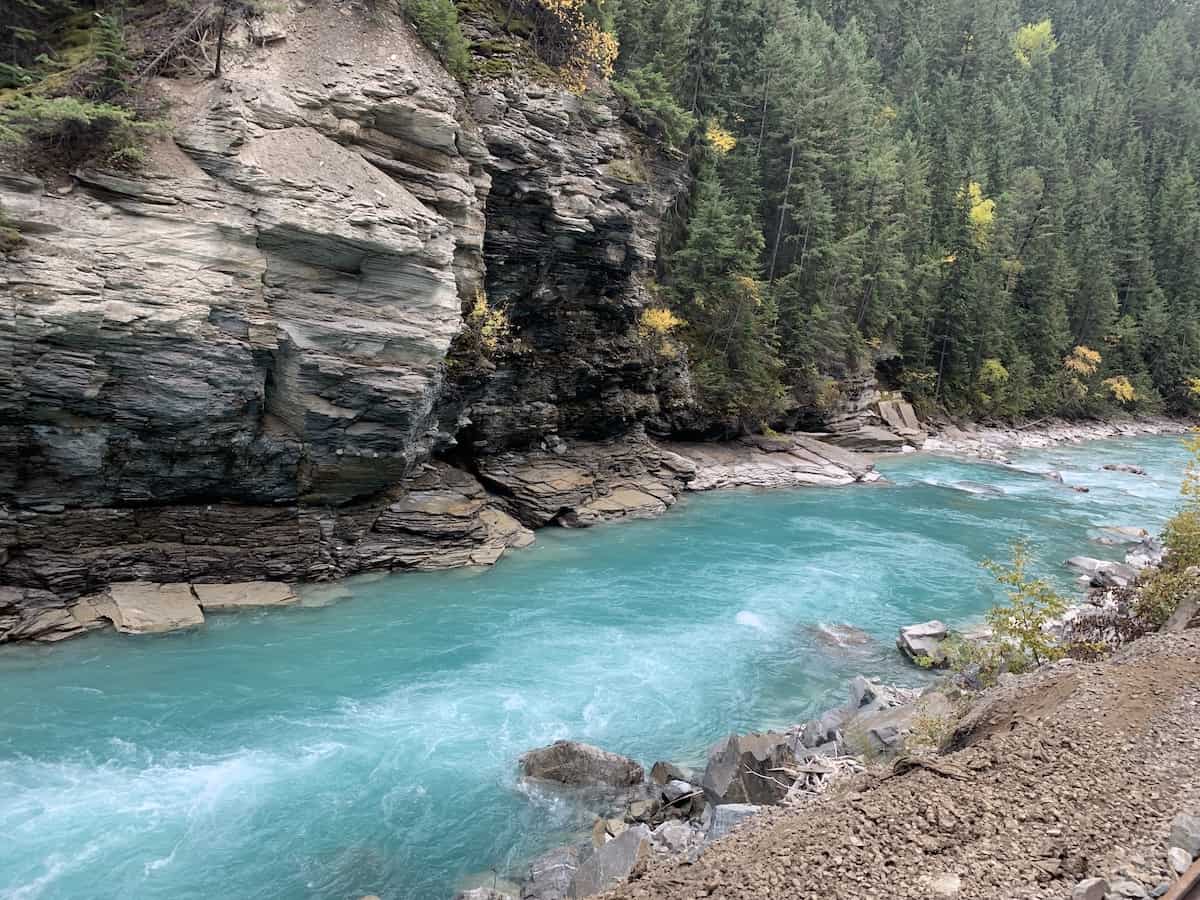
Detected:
left=607, top=0, right=1200, bottom=428
left=3, top=0, right=1199, bottom=433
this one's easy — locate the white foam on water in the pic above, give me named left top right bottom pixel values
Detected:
left=735, top=610, right=767, bottom=631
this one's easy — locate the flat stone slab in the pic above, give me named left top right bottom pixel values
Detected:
left=192, top=582, right=298, bottom=611
left=105, top=582, right=204, bottom=634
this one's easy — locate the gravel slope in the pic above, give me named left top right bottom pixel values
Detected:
left=605, top=631, right=1200, bottom=900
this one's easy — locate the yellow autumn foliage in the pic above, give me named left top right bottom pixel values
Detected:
left=1102, top=376, right=1136, bottom=403
left=1013, top=19, right=1059, bottom=67
left=1189, top=377, right=1200, bottom=400
left=733, top=274, right=763, bottom=304
left=705, top=119, right=737, bottom=154
left=1063, top=345, right=1101, bottom=376
left=467, top=287, right=510, bottom=354
left=639, top=307, right=684, bottom=336
left=958, top=181, right=996, bottom=248
left=531, top=0, right=618, bottom=91
left=979, top=358, right=1010, bottom=388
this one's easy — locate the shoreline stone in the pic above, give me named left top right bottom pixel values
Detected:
left=897, top=620, right=951, bottom=666
left=104, top=582, right=205, bottom=635
left=193, top=582, right=298, bottom=611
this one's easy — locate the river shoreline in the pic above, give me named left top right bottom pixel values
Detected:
left=2, top=416, right=1193, bottom=646
left=2, top=431, right=1194, bottom=900
left=921, top=415, right=1193, bottom=460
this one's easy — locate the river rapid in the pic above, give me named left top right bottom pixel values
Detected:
left=0, top=435, right=1191, bottom=900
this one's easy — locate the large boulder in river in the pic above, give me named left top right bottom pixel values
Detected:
left=520, top=741, right=644, bottom=788
left=701, top=732, right=797, bottom=805
left=897, top=620, right=950, bottom=667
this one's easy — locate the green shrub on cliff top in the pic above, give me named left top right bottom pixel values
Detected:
left=400, top=0, right=471, bottom=80
left=0, top=94, right=145, bottom=169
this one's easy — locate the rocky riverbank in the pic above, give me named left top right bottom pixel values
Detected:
left=600, top=627, right=1200, bottom=900
left=483, top=623, right=1200, bottom=900
left=924, top=416, right=1193, bottom=461
left=0, top=432, right=877, bottom=643
left=3, top=412, right=1188, bottom=644
left=479, top=670, right=954, bottom=900
left=472, top=502, right=1200, bottom=900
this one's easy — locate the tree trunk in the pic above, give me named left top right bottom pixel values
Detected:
left=767, top=138, right=796, bottom=284
left=213, top=0, right=228, bottom=78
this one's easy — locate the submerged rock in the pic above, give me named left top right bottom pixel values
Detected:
left=803, top=621, right=874, bottom=652
left=520, top=741, right=645, bottom=788
left=1102, top=463, right=1147, bottom=475
left=192, top=582, right=298, bottom=611
left=949, top=480, right=1005, bottom=496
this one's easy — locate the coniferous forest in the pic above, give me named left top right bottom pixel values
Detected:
left=3, top=0, right=1199, bottom=430
left=606, top=0, right=1200, bottom=427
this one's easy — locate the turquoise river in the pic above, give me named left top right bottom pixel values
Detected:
left=0, top=435, right=1193, bottom=900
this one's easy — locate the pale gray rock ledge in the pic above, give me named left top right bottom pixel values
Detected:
left=662, top=434, right=880, bottom=491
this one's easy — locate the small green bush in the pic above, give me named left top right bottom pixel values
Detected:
left=605, top=156, right=649, bottom=183
left=0, top=94, right=145, bottom=169
left=400, top=0, right=471, bottom=80
left=0, top=202, right=23, bottom=253
left=982, top=539, right=1069, bottom=667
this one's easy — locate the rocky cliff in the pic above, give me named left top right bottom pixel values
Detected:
left=0, top=1, right=884, bottom=642
left=0, top=0, right=697, bottom=639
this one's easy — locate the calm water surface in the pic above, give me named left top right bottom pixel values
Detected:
left=0, top=435, right=1192, bottom=900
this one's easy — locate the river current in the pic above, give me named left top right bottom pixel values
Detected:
left=0, top=435, right=1191, bottom=900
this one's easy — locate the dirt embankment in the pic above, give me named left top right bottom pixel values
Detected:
left=604, top=630, right=1200, bottom=900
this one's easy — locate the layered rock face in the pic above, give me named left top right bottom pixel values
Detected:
left=438, top=77, right=688, bottom=453
left=0, top=2, right=692, bottom=639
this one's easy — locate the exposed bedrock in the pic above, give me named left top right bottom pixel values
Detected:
left=0, top=3, right=878, bottom=644
left=0, top=1, right=697, bottom=641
